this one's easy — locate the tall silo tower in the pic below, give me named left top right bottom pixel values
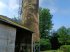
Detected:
left=19, top=0, right=40, bottom=52
left=21, top=0, right=39, bottom=43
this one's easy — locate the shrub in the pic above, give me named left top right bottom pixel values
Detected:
left=40, top=38, right=51, bottom=51
left=60, top=45, right=70, bottom=52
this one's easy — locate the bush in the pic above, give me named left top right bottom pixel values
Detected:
left=60, top=45, right=70, bottom=52
left=40, top=38, right=51, bottom=51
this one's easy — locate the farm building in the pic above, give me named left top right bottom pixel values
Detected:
left=0, top=0, right=40, bottom=52
left=0, top=15, right=33, bottom=52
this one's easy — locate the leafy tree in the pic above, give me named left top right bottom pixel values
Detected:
left=50, top=31, right=60, bottom=49
left=39, top=8, right=53, bottom=38
left=57, top=26, right=70, bottom=45
left=40, top=38, right=51, bottom=51
left=39, top=8, right=53, bottom=51
left=67, top=28, right=70, bottom=35
left=66, top=28, right=70, bottom=44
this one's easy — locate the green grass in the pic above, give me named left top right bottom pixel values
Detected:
left=41, top=50, right=63, bottom=52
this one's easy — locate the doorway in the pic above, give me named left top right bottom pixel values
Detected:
left=15, top=28, right=32, bottom=52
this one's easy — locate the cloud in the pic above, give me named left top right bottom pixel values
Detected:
left=0, top=0, right=19, bottom=11
left=0, top=1, right=7, bottom=10
left=0, top=0, right=19, bottom=18
left=8, top=0, right=19, bottom=10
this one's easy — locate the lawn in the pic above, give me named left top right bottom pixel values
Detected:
left=41, top=50, right=63, bottom=52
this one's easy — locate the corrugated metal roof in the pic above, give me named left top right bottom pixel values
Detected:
left=0, top=15, right=33, bottom=32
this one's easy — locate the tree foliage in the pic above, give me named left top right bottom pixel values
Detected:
left=40, top=38, right=51, bottom=51
left=39, top=8, right=53, bottom=38
left=57, top=26, right=70, bottom=45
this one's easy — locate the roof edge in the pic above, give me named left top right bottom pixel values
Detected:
left=0, top=15, right=33, bottom=33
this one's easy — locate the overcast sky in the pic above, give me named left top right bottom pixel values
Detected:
left=39, top=0, right=70, bottom=30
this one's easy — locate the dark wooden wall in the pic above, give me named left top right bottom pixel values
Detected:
left=15, top=28, right=32, bottom=52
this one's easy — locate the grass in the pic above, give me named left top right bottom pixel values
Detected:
left=41, top=50, right=63, bottom=52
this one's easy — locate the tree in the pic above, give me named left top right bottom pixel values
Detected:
left=40, top=38, right=51, bottom=51
left=39, top=8, right=53, bottom=38
left=66, top=28, right=70, bottom=44
left=57, top=26, right=70, bottom=45
left=67, top=28, right=70, bottom=35
left=50, top=31, right=60, bottom=49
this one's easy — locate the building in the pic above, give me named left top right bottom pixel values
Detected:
left=0, top=15, right=33, bottom=52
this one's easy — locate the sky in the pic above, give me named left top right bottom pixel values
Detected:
left=0, top=0, right=19, bottom=18
left=39, top=0, right=70, bottom=30
left=0, top=0, right=70, bottom=30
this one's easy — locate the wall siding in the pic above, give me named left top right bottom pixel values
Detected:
left=0, top=24, right=16, bottom=52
